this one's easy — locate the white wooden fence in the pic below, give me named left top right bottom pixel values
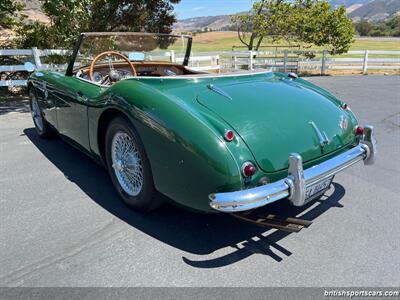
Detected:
left=326, top=50, right=400, bottom=73
left=0, top=48, right=70, bottom=87
left=227, top=50, right=400, bottom=74
left=145, top=51, right=221, bottom=72
left=1, top=48, right=399, bottom=87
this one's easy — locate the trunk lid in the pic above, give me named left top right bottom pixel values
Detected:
left=197, top=75, right=355, bottom=172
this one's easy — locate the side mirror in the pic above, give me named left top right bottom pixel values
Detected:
left=24, top=62, right=36, bottom=72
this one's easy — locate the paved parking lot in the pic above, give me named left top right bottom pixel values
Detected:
left=0, top=75, right=399, bottom=287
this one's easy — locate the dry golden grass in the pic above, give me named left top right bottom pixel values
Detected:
left=192, top=31, right=237, bottom=42
left=23, top=9, right=50, bottom=23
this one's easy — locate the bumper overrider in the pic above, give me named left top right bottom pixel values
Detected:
left=209, top=125, right=376, bottom=212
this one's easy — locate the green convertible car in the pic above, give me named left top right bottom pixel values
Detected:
left=27, top=32, right=376, bottom=213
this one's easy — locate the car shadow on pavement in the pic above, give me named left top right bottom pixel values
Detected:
left=24, top=127, right=346, bottom=269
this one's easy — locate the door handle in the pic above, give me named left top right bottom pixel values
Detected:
left=76, top=91, right=88, bottom=102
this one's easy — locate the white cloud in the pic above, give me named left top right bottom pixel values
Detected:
left=192, top=6, right=205, bottom=11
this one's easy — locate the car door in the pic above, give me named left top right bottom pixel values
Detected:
left=51, top=74, right=103, bottom=151
left=33, top=73, right=60, bottom=129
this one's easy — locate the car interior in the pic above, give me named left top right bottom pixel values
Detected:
left=76, top=61, right=201, bottom=82
left=75, top=51, right=203, bottom=86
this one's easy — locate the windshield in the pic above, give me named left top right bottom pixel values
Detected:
left=68, top=32, right=192, bottom=74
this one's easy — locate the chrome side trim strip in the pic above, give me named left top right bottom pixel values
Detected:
left=209, top=125, right=376, bottom=212
left=207, top=84, right=232, bottom=100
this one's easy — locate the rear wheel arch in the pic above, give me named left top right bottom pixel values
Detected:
left=97, top=108, right=137, bottom=165
left=27, top=81, right=34, bottom=93
left=27, top=82, right=38, bottom=101
left=28, top=81, right=54, bottom=138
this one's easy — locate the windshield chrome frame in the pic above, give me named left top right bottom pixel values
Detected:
left=66, top=32, right=193, bottom=77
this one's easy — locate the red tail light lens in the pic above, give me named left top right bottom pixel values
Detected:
left=355, top=126, right=364, bottom=136
left=224, top=130, right=234, bottom=142
left=242, top=162, right=256, bottom=177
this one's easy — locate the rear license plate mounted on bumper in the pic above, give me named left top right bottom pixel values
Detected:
left=305, top=176, right=334, bottom=203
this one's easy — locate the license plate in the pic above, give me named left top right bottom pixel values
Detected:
left=305, top=176, right=333, bottom=202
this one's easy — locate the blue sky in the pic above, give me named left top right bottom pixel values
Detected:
left=174, top=0, right=255, bottom=19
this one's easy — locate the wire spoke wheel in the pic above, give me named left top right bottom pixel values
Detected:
left=30, top=92, right=43, bottom=132
left=111, top=131, right=143, bottom=196
left=105, top=116, right=162, bottom=211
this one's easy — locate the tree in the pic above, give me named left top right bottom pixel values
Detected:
left=231, top=1, right=271, bottom=51
left=16, top=21, right=60, bottom=49
left=293, top=1, right=354, bottom=54
left=232, top=0, right=355, bottom=54
left=355, top=21, right=374, bottom=36
left=16, top=0, right=180, bottom=48
left=354, top=16, right=400, bottom=37
left=0, top=0, right=25, bottom=29
left=387, top=16, right=400, bottom=37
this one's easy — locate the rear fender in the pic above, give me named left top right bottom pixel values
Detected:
left=90, top=80, right=244, bottom=212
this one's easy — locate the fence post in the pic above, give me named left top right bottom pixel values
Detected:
left=248, top=51, right=253, bottom=70
left=283, top=50, right=288, bottom=73
left=215, top=55, right=220, bottom=73
left=362, top=50, right=369, bottom=74
left=321, top=50, right=327, bottom=75
left=31, top=47, right=42, bottom=69
left=170, top=50, right=175, bottom=63
left=232, top=54, right=237, bottom=70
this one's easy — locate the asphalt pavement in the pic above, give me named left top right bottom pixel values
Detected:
left=0, top=75, right=399, bottom=287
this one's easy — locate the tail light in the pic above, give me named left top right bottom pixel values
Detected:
left=242, top=161, right=256, bottom=177
left=355, top=125, right=364, bottom=136
left=224, top=129, right=234, bottom=142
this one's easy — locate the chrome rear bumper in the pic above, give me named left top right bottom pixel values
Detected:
left=209, top=125, right=376, bottom=212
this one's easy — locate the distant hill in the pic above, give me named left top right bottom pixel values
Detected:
left=349, top=0, right=400, bottom=21
left=12, top=0, right=400, bottom=31
left=329, top=0, right=371, bottom=8
left=173, top=15, right=233, bottom=32
left=346, top=4, right=365, bottom=14
left=174, top=0, right=400, bottom=32
left=21, top=0, right=41, bottom=10
left=20, top=0, right=49, bottom=23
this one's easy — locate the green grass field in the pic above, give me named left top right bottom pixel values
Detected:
left=188, top=32, right=400, bottom=54
left=350, top=39, right=400, bottom=51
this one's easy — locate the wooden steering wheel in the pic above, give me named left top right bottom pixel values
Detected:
left=89, top=51, right=137, bottom=82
